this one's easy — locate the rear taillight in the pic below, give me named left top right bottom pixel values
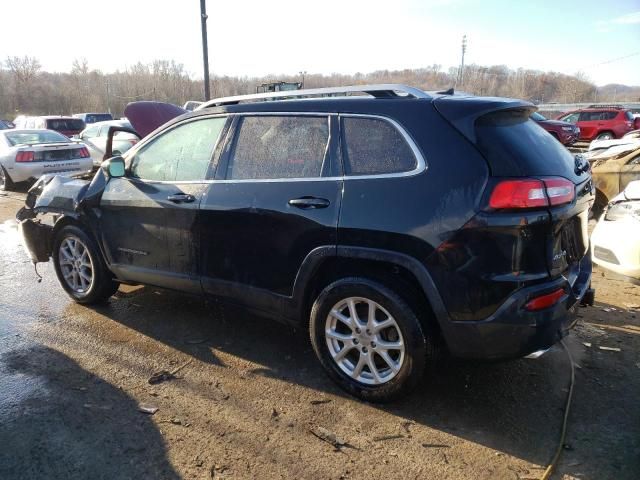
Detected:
left=77, top=147, right=90, bottom=158
left=524, top=288, right=565, bottom=311
left=488, top=177, right=575, bottom=210
left=15, top=151, right=35, bottom=162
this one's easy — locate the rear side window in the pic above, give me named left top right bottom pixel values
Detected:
left=475, top=109, right=580, bottom=181
left=625, top=111, right=634, bottom=121
left=341, top=117, right=417, bottom=176
left=226, top=116, right=329, bottom=180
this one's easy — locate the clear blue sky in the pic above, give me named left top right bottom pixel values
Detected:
left=1, top=0, right=638, bottom=85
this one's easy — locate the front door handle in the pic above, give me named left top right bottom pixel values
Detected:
left=167, top=193, right=196, bottom=203
left=288, top=196, right=330, bottom=209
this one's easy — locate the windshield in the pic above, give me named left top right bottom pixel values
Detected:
left=6, top=130, right=69, bottom=146
left=46, top=118, right=85, bottom=131
left=530, top=112, right=547, bottom=121
left=475, top=109, right=581, bottom=182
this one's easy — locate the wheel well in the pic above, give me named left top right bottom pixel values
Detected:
left=302, top=257, right=441, bottom=337
left=549, top=131, right=559, bottom=140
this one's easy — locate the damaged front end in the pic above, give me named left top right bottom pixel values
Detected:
left=16, top=167, right=111, bottom=264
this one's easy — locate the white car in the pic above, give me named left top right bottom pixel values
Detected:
left=77, top=120, right=139, bottom=167
left=587, top=129, right=640, bottom=155
left=0, top=129, right=93, bottom=191
left=591, top=180, right=640, bottom=284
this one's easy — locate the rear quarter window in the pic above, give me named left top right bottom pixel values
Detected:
left=341, top=117, right=417, bottom=176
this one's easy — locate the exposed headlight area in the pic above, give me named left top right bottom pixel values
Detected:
left=562, top=126, right=573, bottom=132
left=605, top=201, right=640, bottom=222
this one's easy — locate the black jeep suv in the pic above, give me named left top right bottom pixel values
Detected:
left=18, top=85, right=594, bottom=401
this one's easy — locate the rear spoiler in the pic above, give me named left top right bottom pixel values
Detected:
left=433, top=96, right=536, bottom=144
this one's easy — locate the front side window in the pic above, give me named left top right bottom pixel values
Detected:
left=226, top=116, right=329, bottom=180
left=131, top=117, right=227, bottom=182
left=341, top=117, right=417, bottom=176
left=560, top=113, right=579, bottom=124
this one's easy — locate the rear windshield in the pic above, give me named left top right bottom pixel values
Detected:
left=6, top=131, right=68, bottom=146
left=475, top=109, right=580, bottom=181
left=86, top=114, right=113, bottom=123
left=530, top=112, right=546, bottom=121
left=46, top=118, right=85, bottom=131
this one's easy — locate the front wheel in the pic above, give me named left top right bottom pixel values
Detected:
left=52, top=225, right=119, bottom=304
left=309, top=278, right=429, bottom=402
left=596, top=131, right=614, bottom=141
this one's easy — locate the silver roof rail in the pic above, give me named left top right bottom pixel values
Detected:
left=196, top=84, right=430, bottom=109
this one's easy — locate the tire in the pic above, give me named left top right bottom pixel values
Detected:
left=596, top=131, right=614, bottom=141
left=52, top=224, right=119, bottom=304
left=0, top=165, right=14, bottom=191
left=309, top=277, right=429, bottom=402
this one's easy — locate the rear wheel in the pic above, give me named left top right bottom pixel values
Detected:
left=309, top=277, right=429, bottom=402
left=0, top=166, right=14, bottom=191
left=596, top=131, right=614, bottom=141
left=52, top=225, right=119, bottom=304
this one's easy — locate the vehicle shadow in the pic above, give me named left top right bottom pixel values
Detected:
left=0, top=345, right=179, bottom=479
left=91, top=286, right=624, bottom=479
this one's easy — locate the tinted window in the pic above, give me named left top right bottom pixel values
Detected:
left=131, top=117, right=226, bottom=181
left=46, top=118, right=85, bottom=131
left=625, top=111, right=634, bottom=121
left=226, top=116, right=329, bottom=180
left=475, top=110, right=580, bottom=181
left=341, top=117, right=417, bottom=176
left=86, top=114, right=113, bottom=123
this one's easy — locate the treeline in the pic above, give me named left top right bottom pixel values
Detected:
left=0, top=56, right=637, bottom=119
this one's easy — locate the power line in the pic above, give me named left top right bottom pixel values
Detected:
left=580, top=50, right=640, bottom=70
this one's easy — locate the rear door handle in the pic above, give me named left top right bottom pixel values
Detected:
left=167, top=193, right=196, bottom=203
left=288, top=196, right=330, bottom=209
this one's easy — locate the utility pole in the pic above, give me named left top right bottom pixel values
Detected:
left=458, top=35, right=467, bottom=87
left=200, top=0, right=210, bottom=101
left=299, top=70, right=307, bottom=89
left=105, top=80, right=111, bottom=115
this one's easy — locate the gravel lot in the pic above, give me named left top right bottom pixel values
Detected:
left=1, top=189, right=638, bottom=480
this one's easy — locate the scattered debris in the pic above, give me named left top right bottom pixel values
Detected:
left=401, top=421, right=414, bottom=434
left=148, top=358, right=194, bottom=384
left=309, top=426, right=353, bottom=451
left=138, top=405, right=159, bottom=415
left=310, top=399, right=332, bottom=405
left=422, top=443, right=451, bottom=448
left=83, top=403, right=111, bottom=410
left=271, top=408, right=279, bottom=419
left=184, top=338, right=208, bottom=345
left=601, top=307, right=616, bottom=313
left=582, top=342, right=592, bottom=348
left=598, top=346, right=621, bottom=352
left=373, top=434, right=404, bottom=442
left=72, top=386, right=88, bottom=392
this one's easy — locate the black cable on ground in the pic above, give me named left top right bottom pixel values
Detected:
left=540, top=339, right=576, bottom=480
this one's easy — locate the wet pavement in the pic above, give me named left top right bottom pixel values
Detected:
left=0, top=190, right=639, bottom=479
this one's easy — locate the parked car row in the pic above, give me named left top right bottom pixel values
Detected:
left=556, top=106, right=639, bottom=141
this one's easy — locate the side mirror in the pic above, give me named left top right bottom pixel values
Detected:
left=101, top=156, right=125, bottom=178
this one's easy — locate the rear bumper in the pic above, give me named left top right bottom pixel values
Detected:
left=7, top=161, right=93, bottom=183
left=443, top=253, right=592, bottom=360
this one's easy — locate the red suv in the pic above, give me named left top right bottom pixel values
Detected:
left=556, top=107, right=639, bottom=141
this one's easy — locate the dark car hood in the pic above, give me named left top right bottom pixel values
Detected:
left=28, top=175, right=90, bottom=214
left=124, top=101, right=188, bottom=138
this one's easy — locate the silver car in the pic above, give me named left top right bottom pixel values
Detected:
left=0, top=129, right=93, bottom=191
left=77, top=120, right=139, bottom=167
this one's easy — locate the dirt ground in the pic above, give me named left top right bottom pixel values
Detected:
left=0, top=189, right=638, bottom=480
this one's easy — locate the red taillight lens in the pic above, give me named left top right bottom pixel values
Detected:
left=15, top=151, right=35, bottom=162
left=524, top=288, right=565, bottom=311
left=489, top=179, right=547, bottom=209
left=489, top=177, right=575, bottom=210
left=78, top=147, right=90, bottom=158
